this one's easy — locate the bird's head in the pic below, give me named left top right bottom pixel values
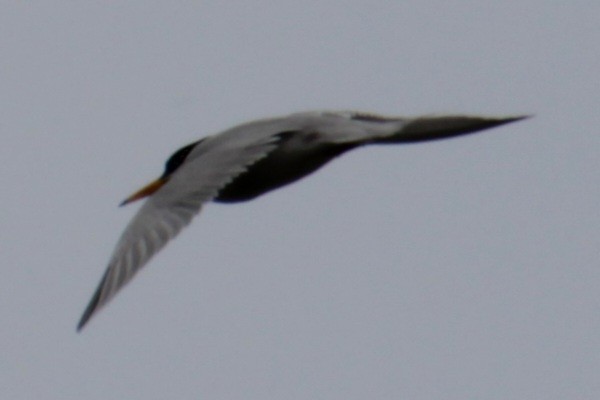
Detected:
left=119, top=140, right=201, bottom=206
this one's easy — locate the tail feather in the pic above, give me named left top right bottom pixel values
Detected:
left=374, top=115, right=530, bottom=144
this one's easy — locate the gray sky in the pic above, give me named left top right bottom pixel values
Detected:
left=1, top=2, right=599, bottom=399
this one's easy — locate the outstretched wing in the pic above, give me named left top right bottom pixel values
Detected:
left=78, top=134, right=282, bottom=330
left=372, top=114, right=530, bottom=144
left=284, top=111, right=528, bottom=146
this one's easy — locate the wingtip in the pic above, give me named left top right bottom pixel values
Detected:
left=485, top=114, right=532, bottom=130
left=76, top=313, right=90, bottom=333
left=77, top=270, right=107, bottom=332
left=501, top=114, right=533, bottom=123
left=76, top=295, right=98, bottom=332
left=76, top=320, right=86, bottom=333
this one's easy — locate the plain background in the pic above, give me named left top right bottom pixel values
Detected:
left=1, top=2, right=599, bottom=399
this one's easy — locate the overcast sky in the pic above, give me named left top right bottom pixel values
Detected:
left=1, top=2, right=599, bottom=399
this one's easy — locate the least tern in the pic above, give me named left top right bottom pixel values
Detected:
left=78, top=111, right=527, bottom=330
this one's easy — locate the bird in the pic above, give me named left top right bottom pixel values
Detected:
left=77, top=110, right=528, bottom=330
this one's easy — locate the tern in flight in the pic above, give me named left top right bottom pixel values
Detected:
left=78, top=111, right=527, bottom=330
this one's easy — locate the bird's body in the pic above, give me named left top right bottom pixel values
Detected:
left=78, top=111, right=527, bottom=330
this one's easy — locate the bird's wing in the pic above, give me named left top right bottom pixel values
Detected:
left=298, top=112, right=528, bottom=145
left=370, top=114, right=530, bottom=144
left=78, top=133, right=282, bottom=330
